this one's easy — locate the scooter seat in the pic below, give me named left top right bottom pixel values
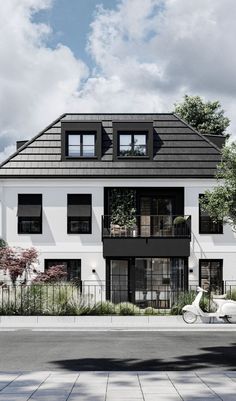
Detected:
left=212, top=294, right=227, bottom=299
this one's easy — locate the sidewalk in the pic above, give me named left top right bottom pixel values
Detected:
left=0, top=371, right=235, bottom=401
left=1, top=315, right=236, bottom=331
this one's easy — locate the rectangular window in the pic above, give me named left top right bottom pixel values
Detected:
left=17, top=194, right=42, bottom=234
left=199, top=259, right=223, bottom=294
left=45, top=259, right=81, bottom=282
left=67, top=194, right=92, bottom=234
left=199, top=194, right=223, bottom=234
left=67, top=132, right=96, bottom=157
left=118, top=131, right=147, bottom=156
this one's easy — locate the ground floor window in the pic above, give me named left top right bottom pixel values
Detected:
left=106, top=257, right=187, bottom=308
left=199, top=259, right=223, bottom=294
left=45, top=259, right=81, bottom=282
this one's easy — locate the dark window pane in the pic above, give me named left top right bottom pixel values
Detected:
left=18, top=194, right=42, bottom=234
left=45, top=259, right=81, bottom=282
left=199, top=194, right=223, bottom=234
left=67, top=194, right=92, bottom=234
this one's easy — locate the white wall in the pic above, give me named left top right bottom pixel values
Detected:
left=0, top=178, right=236, bottom=283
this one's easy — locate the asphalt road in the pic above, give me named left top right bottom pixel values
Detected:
left=0, top=331, right=235, bottom=371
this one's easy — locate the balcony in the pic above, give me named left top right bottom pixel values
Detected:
left=102, top=215, right=191, bottom=257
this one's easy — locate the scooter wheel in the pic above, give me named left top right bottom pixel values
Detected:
left=225, top=315, right=236, bottom=324
left=182, top=311, right=197, bottom=324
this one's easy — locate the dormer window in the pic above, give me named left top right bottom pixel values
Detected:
left=67, top=133, right=96, bottom=157
left=61, top=121, right=102, bottom=160
left=118, top=132, right=147, bottom=157
left=113, top=121, right=153, bottom=161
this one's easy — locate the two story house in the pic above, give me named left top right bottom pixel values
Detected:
left=0, top=113, right=235, bottom=308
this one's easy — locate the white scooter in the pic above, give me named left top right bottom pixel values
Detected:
left=182, top=287, right=236, bottom=324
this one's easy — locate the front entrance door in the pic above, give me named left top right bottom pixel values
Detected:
left=109, top=259, right=130, bottom=303
left=199, top=259, right=223, bottom=294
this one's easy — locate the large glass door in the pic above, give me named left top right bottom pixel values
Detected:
left=110, top=259, right=129, bottom=303
left=134, top=258, right=186, bottom=308
left=140, top=196, right=173, bottom=236
left=199, top=260, right=223, bottom=294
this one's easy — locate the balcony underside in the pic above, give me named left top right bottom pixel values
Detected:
left=103, top=237, right=190, bottom=257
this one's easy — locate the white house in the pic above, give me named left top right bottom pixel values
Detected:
left=0, top=113, right=235, bottom=307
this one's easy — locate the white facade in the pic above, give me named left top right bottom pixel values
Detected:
left=0, top=177, right=236, bottom=284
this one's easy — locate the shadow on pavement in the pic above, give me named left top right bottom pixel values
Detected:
left=51, top=343, right=236, bottom=371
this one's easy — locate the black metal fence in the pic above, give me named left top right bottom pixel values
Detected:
left=0, top=281, right=235, bottom=315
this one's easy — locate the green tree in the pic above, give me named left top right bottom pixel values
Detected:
left=201, top=142, right=236, bottom=230
left=174, top=95, right=230, bottom=136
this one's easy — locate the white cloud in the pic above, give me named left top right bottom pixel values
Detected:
left=0, top=0, right=236, bottom=161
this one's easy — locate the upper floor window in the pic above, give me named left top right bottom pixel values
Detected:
left=118, top=132, right=147, bottom=157
left=199, top=194, right=223, bottom=234
left=67, top=194, right=92, bottom=234
left=17, top=194, right=42, bottom=234
left=67, top=133, right=96, bottom=157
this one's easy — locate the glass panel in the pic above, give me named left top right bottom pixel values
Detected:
left=134, top=134, right=146, bottom=145
left=119, top=145, right=132, bottom=156
left=200, top=260, right=222, bottom=294
left=135, top=258, right=185, bottom=308
left=82, top=146, right=95, bottom=157
left=68, top=135, right=80, bottom=146
left=133, top=145, right=146, bottom=156
left=69, top=218, right=90, bottom=233
left=67, top=260, right=81, bottom=281
left=83, top=134, right=95, bottom=146
left=19, top=218, right=41, bottom=234
left=119, top=134, right=132, bottom=146
left=110, top=260, right=129, bottom=303
left=68, top=146, right=80, bottom=156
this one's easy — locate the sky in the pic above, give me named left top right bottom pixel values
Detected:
left=0, top=0, right=236, bottom=161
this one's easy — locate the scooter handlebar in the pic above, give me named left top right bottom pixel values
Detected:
left=197, top=286, right=208, bottom=293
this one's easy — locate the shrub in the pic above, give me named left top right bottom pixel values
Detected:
left=115, top=302, right=140, bottom=315
left=88, top=301, right=116, bottom=315
left=143, top=307, right=160, bottom=315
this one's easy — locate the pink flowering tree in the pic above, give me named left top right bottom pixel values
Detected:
left=33, top=265, right=67, bottom=284
left=0, top=246, right=39, bottom=285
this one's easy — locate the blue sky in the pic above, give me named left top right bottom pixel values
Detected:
left=33, top=0, right=118, bottom=68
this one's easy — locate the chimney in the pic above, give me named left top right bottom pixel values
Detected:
left=203, top=134, right=226, bottom=149
left=16, top=140, right=28, bottom=150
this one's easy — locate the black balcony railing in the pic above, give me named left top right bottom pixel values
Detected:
left=102, top=215, right=191, bottom=238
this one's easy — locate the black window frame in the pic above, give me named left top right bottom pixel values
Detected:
left=67, top=132, right=96, bottom=158
left=61, top=121, right=102, bottom=161
left=113, top=121, right=153, bottom=161
left=118, top=131, right=148, bottom=157
left=199, top=194, right=223, bottom=234
left=199, top=259, right=223, bottom=294
left=67, top=194, right=92, bottom=234
left=18, top=194, right=42, bottom=235
left=45, top=259, right=81, bottom=282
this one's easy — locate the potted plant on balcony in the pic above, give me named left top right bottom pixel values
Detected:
left=109, top=189, right=137, bottom=236
left=173, top=216, right=186, bottom=236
